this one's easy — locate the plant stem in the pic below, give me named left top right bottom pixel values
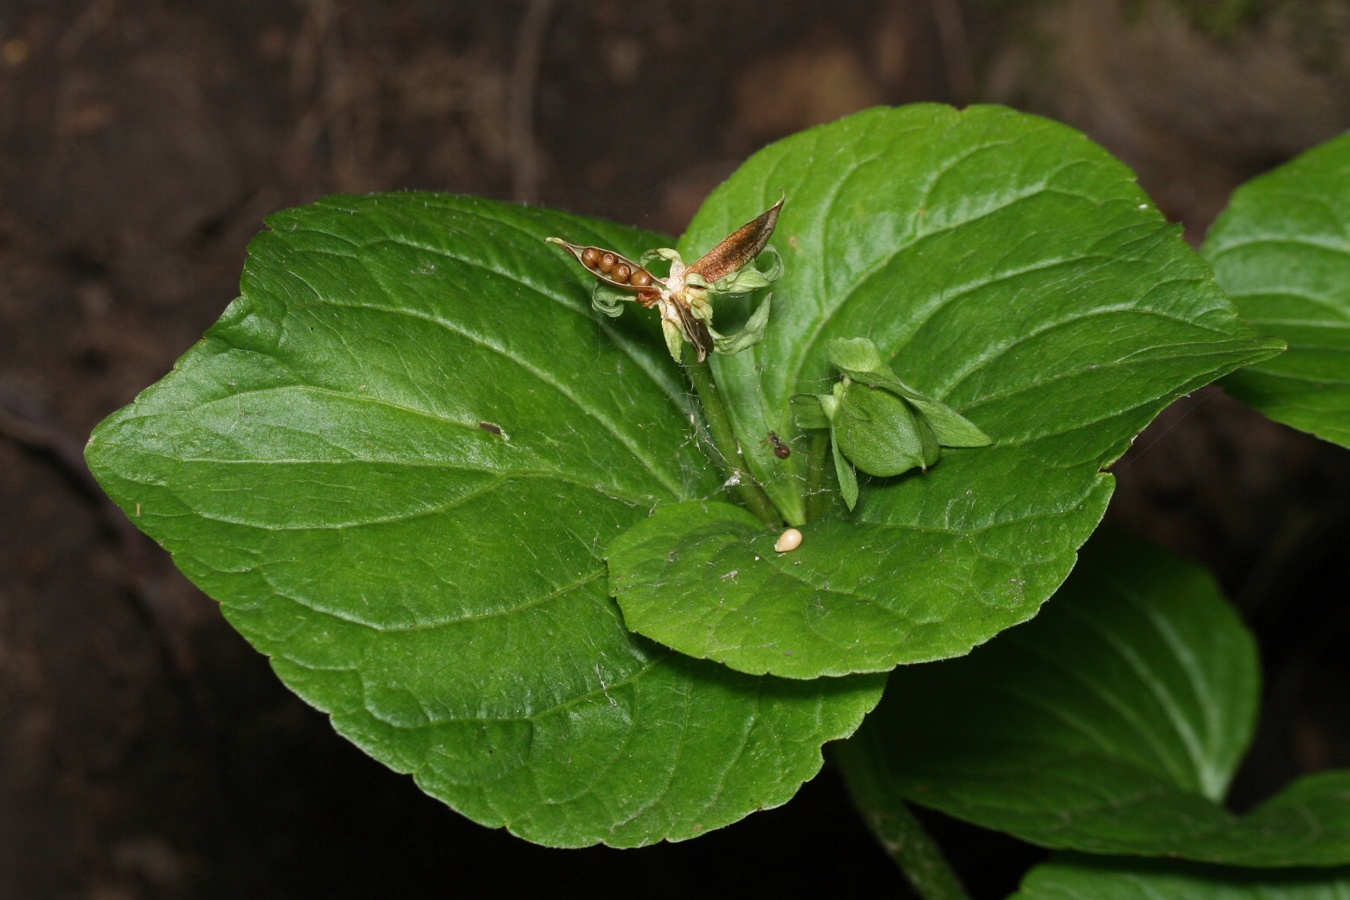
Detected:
left=804, top=430, right=830, bottom=523
left=833, top=731, right=970, bottom=900
left=683, top=350, right=781, bottom=527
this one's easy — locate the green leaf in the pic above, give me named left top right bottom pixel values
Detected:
left=841, top=533, right=1350, bottom=866
left=1205, top=131, right=1350, bottom=448
left=609, top=498, right=1093, bottom=679
left=613, top=104, right=1281, bottom=679
left=1015, top=854, right=1350, bottom=899
left=85, top=193, right=884, bottom=847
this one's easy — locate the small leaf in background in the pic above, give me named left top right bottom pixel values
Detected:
left=613, top=105, right=1282, bottom=679
left=85, top=193, right=885, bottom=847
left=839, top=532, right=1350, bottom=866
left=1205, top=130, right=1350, bottom=448
left=1013, top=853, right=1350, bottom=899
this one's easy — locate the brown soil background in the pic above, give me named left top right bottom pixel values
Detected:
left=3, top=1, right=1350, bottom=897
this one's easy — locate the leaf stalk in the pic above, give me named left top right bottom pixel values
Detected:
left=834, top=729, right=970, bottom=900
left=683, top=349, right=781, bottom=527
left=804, top=430, right=830, bottom=522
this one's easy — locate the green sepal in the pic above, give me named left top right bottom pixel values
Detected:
left=831, top=425, right=860, bottom=510
left=904, top=396, right=990, bottom=448
left=710, top=245, right=784, bottom=296
left=710, top=296, right=772, bottom=356
left=791, top=393, right=832, bottom=430
left=590, top=283, right=629, bottom=318
left=642, top=247, right=683, bottom=266
left=826, top=336, right=889, bottom=374
left=684, top=280, right=714, bottom=323
left=660, top=317, right=684, bottom=362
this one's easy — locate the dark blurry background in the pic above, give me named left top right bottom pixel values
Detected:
left=3, top=1, right=1350, bottom=897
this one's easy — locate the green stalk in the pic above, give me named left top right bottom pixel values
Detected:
left=804, top=430, right=830, bottom=522
left=833, top=730, right=970, bottom=900
left=683, top=350, right=781, bottom=527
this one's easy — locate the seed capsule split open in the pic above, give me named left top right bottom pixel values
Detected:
left=546, top=195, right=784, bottom=364
left=546, top=238, right=657, bottom=293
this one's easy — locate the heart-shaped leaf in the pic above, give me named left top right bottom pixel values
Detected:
left=85, top=193, right=885, bottom=847
left=1205, top=130, right=1350, bottom=448
left=1015, top=854, right=1350, bottom=899
left=611, top=105, right=1284, bottom=679
left=838, top=532, right=1350, bottom=866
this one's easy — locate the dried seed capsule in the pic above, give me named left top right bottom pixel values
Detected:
left=688, top=194, right=785, bottom=284
left=774, top=527, right=803, bottom=553
left=545, top=238, right=660, bottom=297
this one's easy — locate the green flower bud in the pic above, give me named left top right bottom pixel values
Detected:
left=826, top=338, right=991, bottom=448
left=833, top=379, right=941, bottom=477
left=794, top=337, right=992, bottom=511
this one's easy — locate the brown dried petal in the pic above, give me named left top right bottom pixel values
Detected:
left=687, top=195, right=784, bottom=285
